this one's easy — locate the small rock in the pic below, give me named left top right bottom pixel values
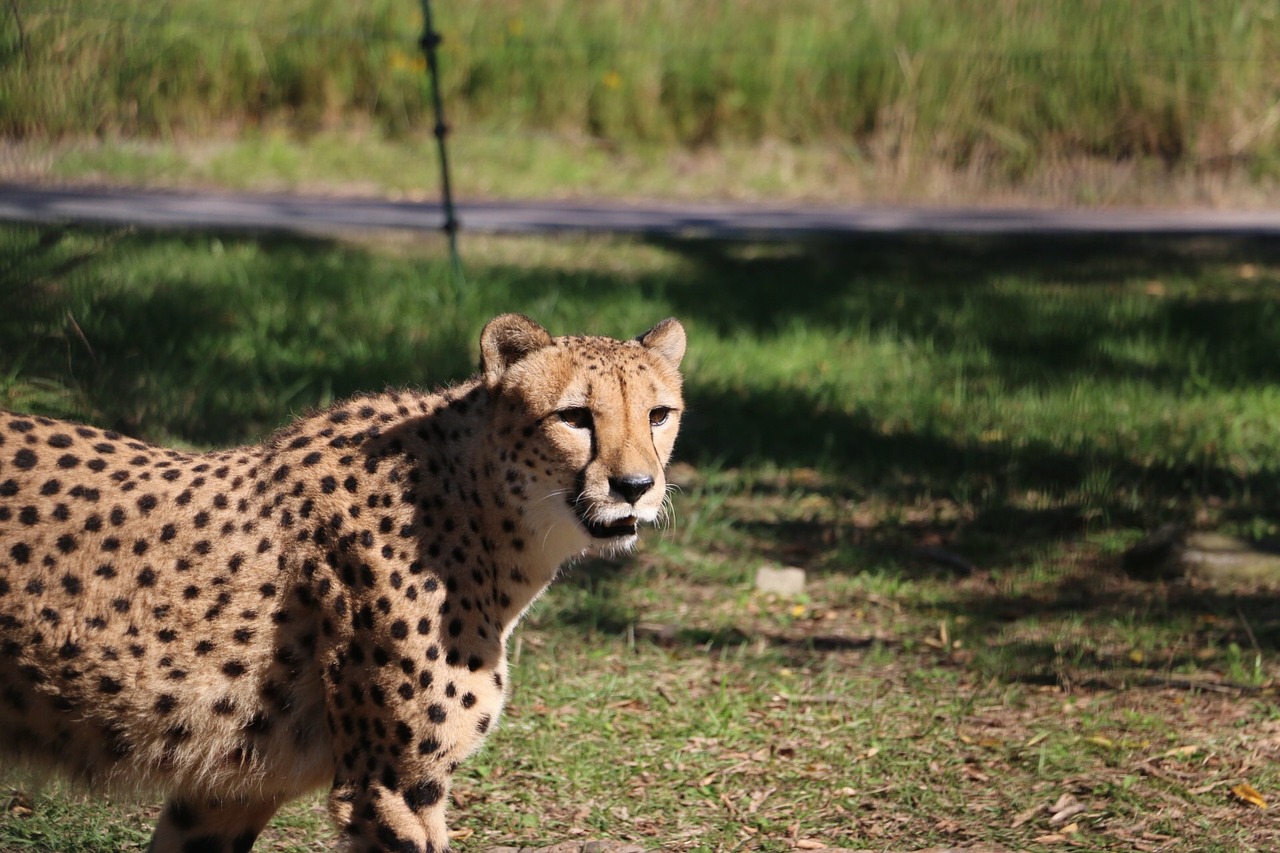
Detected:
left=1123, top=526, right=1280, bottom=585
left=755, top=565, right=806, bottom=596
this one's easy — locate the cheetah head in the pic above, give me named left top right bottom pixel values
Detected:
left=481, top=314, right=686, bottom=559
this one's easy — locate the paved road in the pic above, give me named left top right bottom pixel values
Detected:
left=3, top=182, right=1280, bottom=238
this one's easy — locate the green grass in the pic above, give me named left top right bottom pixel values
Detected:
left=3, top=222, right=1280, bottom=851
left=4, top=0, right=1280, bottom=181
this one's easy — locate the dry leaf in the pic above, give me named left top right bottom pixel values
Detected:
left=1050, top=801, right=1087, bottom=825
left=1231, top=782, right=1268, bottom=809
left=795, top=841, right=827, bottom=850
left=1161, top=745, right=1199, bottom=759
left=1051, top=793, right=1078, bottom=812
left=1085, top=735, right=1114, bottom=748
left=1011, top=803, right=1045, bottom=828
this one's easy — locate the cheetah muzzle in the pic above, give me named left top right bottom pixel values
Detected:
left=0, top=314, right=686, bottom=853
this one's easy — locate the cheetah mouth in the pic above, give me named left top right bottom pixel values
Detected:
left=579, top=514, right=638, bottom=539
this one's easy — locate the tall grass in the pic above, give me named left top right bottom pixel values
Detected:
left=3, top=0, right=1279, bottom=174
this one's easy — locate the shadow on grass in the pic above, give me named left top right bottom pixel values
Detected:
left=1, top=226, right=475, bottom=444
left=654, top=232, right=1280, bottom=392
left=941, top=567, right=1280, bottom=679
left=4, top=223, right=1280, bottom=663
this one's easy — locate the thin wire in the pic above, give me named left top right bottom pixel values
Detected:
left=419, top=0, right=465, bottom=287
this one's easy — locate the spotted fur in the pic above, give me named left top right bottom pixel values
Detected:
left=0, top=314, right=686, bottom=853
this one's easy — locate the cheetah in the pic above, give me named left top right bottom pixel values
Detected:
left=0, top=313, right=686, bottom=853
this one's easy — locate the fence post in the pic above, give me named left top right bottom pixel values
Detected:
left=419, top=0, right=464, bottom=284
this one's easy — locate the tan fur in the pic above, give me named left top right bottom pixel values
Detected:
left=0, top=315, right=686, bottom=853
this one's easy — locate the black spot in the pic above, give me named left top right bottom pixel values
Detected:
left=461, top=692, right=476, bottom=709
left=136, top=494, right=158, bottom=513
left=427, top=704, right=446, bottom=723
left=9, top=543, right=31, bottom=564
left=12, top=448, right=37, bottom=469
left=231, top=831, right=259, bottom=853
left=180, top=835, right=221, bottom=853
left=166, top=800, right=198, bottom=830
left=138, top=568, right=157, bottom=587
left=98, top=676, right=123, bottom=695
left=403, top=778, right=443, bottom=810
left=155, top=694, right=178, bottom=714
left=55, top=534, right=78, bottom=554
left=222, top=660, right=247, bottom=678
left=390, top=619, right=409, bottom=640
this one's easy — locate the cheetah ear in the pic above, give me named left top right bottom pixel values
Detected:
left=637, top=318, right=686, bottom=368
left=480, top=314, right=554, bottom=387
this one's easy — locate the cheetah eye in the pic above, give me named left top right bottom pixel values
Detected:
left=649, top=407, right=672, bottom=427
left=557, top=408, right=593, bottom=430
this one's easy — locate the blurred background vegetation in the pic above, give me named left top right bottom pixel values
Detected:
left=3, top=0, right=1280, bottom=202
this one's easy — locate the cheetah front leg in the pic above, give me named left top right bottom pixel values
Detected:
left=329, top=772, right=452, bottom=853
left=147, top=794, right=285, bottom=853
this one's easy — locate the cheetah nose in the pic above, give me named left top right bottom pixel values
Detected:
left=609, top=474, right=655, bottom=504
